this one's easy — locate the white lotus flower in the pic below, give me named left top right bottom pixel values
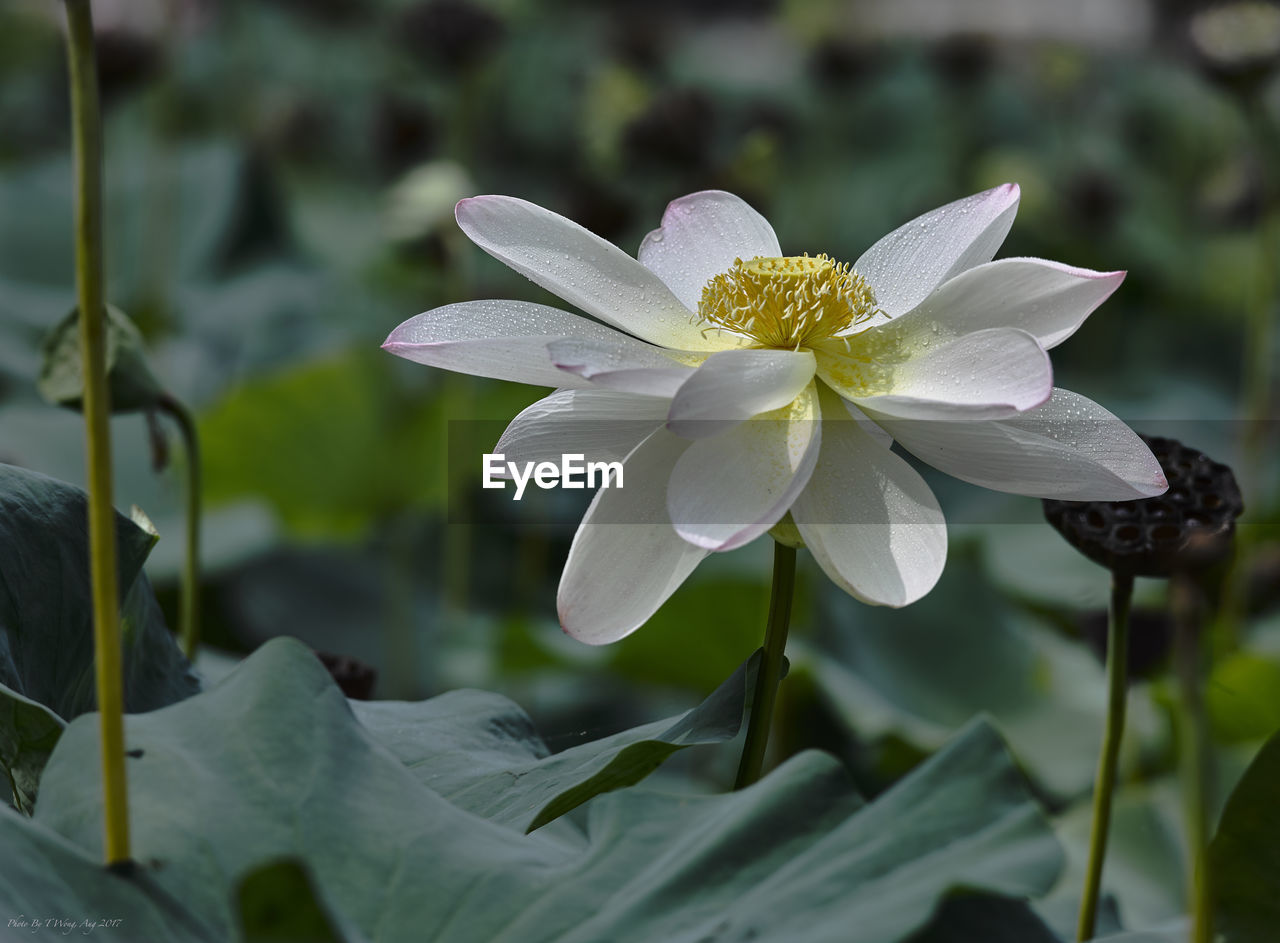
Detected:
left=384, top=186, right=1167, bottom=643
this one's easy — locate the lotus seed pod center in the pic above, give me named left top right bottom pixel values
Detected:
left=743, top=255, right=832, bottom=278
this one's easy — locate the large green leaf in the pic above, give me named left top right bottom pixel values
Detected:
left=0, top=464, right=198, bottom=719
left=1211, top=728, right=1280, bottom=943
left=21, top=638, right=1063, bottom=942
left=0, top=811, right=220, bottom=941
left=236, top=860, right=369, bottom=943
left=0, top=683, right=63, bottom=814
left=352, top=647, right=765, bottom=832
left=0, top=464, right=198, bottom=809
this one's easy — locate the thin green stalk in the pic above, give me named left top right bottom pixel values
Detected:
left=1173, top=575, right=1213, bottom=943
left=1077, top=570, right=1134, bottom=941
left=64, top=0, right=130, bottom=865
left=158, top=394, right=201, bottom=660
left=734, top=542, right=797, bottom=790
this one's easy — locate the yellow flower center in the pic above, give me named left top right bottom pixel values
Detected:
left=696, top=254, right=881, bottom=350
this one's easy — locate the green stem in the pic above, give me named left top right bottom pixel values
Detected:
left=1077, top=570, right=1133, bottom=941
left=1173, top=575, right=1213, bottom=943
left=158, top=394, right=201, bottom=660
left=734, top=542, right=797, bottom=790
left=64, top=0, right=130, bottom=865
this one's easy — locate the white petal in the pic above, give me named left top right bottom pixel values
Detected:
left=638, top=190, right=782, bottom=312
left=558, top=430, right=708, bottom=644
left=855, top=184, right=1020, bottom=318
left=455, top=195, right=723, bottom=351
left=819, top=328, right=1052, bottom=420
left=667, top=349, right=817, bottom=438
left=792, top=392, right=947, bottom=607
left=841, top=396, right=894, bottom=449
left=667, top=383, right=821, bottom=551
left=495, top=389, right=670, bottom=474
left=891, top=257, right=1126, bottom=350
left=546, top=337, right=698, bottom=397
left=815, top=384, right=894, bottom=448
left=382, top=299, right=632, bottom=388
left=861, top=388, right=1169, bottom=500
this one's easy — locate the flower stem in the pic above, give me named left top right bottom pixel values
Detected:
left=158, top=393, right=201, bottom=661
left=64, top=0, right=130, bottom=865
left=735, top=542, right=797, bottom=790
left=1077, top=570, right=1133, bottom=941
left=1172, top=574, right=1213, bottom=943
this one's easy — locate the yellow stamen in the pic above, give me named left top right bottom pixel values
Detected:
left=697, top=254, right=881, bottom=350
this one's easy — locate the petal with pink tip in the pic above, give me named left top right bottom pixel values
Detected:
left=383, top=299, right=639, bottom=388
left=855, top=184, right=1020, bottom=318
left=891, top=257, right=1126, bottom=350
left=456, top=195, right=725, bottom=351
left=638, top=190, right=782, bottom=312
left=860, top=388, right=1170, bottom=500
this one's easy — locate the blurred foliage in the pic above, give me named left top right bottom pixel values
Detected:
left=1212, top=725, right=1280, bottom=941
left=38, top=305, right=168, bottom=413
left=1, top=0, right=1279, bottom=936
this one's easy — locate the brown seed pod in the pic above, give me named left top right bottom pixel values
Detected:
left=1042, top=436, right=1244, bottom=578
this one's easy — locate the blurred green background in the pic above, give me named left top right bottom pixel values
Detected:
left=1, top=0, right=1278, bottom=930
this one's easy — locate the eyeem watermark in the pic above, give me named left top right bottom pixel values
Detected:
left=483, top=453, right=623, bottom=500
